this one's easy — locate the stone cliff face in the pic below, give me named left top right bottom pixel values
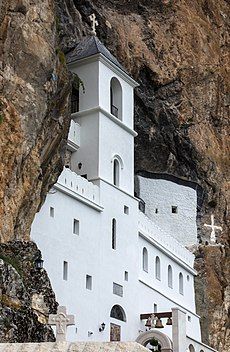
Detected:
left=0, top=0, right=229, bottom=350
left=0, top=241, right=57, bottom=342
left=0, top=0, right=71, bottom=243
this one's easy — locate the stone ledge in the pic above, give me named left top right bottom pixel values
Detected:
left=0, top=342, right=148, bottom=352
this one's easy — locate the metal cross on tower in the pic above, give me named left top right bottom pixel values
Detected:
left=48, top=306, right=75, bottom=342
left=89, top=13, right=98, bottom=35
left=204, top=214, right=222, bottom=244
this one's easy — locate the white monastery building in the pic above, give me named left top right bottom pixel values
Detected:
left=31, top=35, right=216, bottom=352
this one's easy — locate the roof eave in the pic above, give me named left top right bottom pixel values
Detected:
left=67, top=53, right=139, bottom=88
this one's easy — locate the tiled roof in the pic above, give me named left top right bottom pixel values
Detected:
left=66, top=36, right=127, bottom=73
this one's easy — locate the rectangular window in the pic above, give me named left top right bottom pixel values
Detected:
left=154, top=303, right=157, bottom=313
left=63, top=261, right=68, bottom=281
left=124, top=205, right=129, bottom=215
left=113, top=283, right=123, bottom=297
left=188, top=315, right=191, bottom=322
left=73, top=219, right=79, bottom=235
left=172, top=206, right=178, bottom=214
left=86, top=275, right=92, bottom=290
left=50, top=207, right=54, bottom=217
left=124, top=271, right=128, bottom=281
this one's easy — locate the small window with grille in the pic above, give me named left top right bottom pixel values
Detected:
left=71, top=87, right=79, bottom=114
left=113, top=283, right=123, bottom=297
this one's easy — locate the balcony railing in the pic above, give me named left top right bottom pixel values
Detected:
left=67, top=120, right=80, bottom=151
left=111, top=104, right=119, bottom=118
left=57, top=167, right=101, bottom=206
left=71, top=99, right=79, bottom=114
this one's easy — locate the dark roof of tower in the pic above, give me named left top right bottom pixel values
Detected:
left=66, top=36, right=127, bottom=73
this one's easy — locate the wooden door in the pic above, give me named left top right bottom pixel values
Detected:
left=110, top=323, right=121, bottom=341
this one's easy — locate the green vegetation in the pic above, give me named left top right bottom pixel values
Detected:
left=0, top=100, right=4, bottom=124
left=55, top=16, right=62, bottom=33
left=2, top=316, right=12, bottom=328
left=72, top=73, right=85, bottom=93
left=56, top=48, right=66, bottom=65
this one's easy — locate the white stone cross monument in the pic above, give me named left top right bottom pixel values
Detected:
left=204, top=214, right=222, bottom=244
left=89, top=13, right=98, bottom=35
left=48, top=306, right=75, bottom=342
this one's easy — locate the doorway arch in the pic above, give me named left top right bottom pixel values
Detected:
left=136, top=330, right=173, bottom=352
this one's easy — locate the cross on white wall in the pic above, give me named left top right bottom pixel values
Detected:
left=48, top=306, right=75, bottom=342
left=89, top=13, right=98, bottom=35
left=204, top=214, right=222, bottom=244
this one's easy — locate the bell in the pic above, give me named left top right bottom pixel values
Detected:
left=155, top=317, right=164, bottom=328
left=166, top=317, right=172, bottom=325
left=145, top=317, right=152, bottom=328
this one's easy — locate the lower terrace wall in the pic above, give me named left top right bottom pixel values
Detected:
left=0, top=342, right=148, bottom=352
left=186, top=336, right=217, bottom=352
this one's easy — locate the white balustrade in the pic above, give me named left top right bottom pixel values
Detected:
left=57, top=167, right=100, bottom=205
left=138, top=211, right=194, bottom=267
left=67, top=120, right=80, bottom=151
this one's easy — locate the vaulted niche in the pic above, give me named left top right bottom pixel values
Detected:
left=155, top=256, right=161, bottom=280
left=110, top=77, right=122, bottom=120
left=168, top=265, right=173, bottom=288
left=179, top=272, right=184, bottom=295
left=142, top=247, right=148, bottom=272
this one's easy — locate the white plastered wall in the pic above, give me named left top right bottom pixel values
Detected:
left=71, top=60, right=99, bottom=111
left=137, top=176, right=198, bottom=246
left=98, top=112, right=134, bottom=194
left=98, top=61, right=134, bottom=129
left=71, top=111, right=99, bottom=179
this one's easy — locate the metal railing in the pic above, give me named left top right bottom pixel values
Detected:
left=111, top=104, right=119, bottom=118
left=71, top=99, right=79, bottom=114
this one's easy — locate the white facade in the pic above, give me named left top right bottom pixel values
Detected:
left=136, top=175, right=198, bottom=246
left=31, top=37, right=215, bottom=352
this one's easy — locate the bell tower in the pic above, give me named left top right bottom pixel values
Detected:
left=67, top=36, right=138, bottom=195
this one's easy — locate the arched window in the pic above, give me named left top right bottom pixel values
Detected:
left=110, top=305, right=126, bottom=322
left=179, top=272, right=184, bottom=295
left=168, top=265, right=173, bottom=288
left=113, top=159, right=120, bottom=186
left=142, top=247, right=148, bottom=272
left=155, top=256, right=161, bottom=280
left=112, top=218, right=116, bottom=250
left=110, top=77, right=122, bottom=119
left=188, top=344, right=195, bottom=352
